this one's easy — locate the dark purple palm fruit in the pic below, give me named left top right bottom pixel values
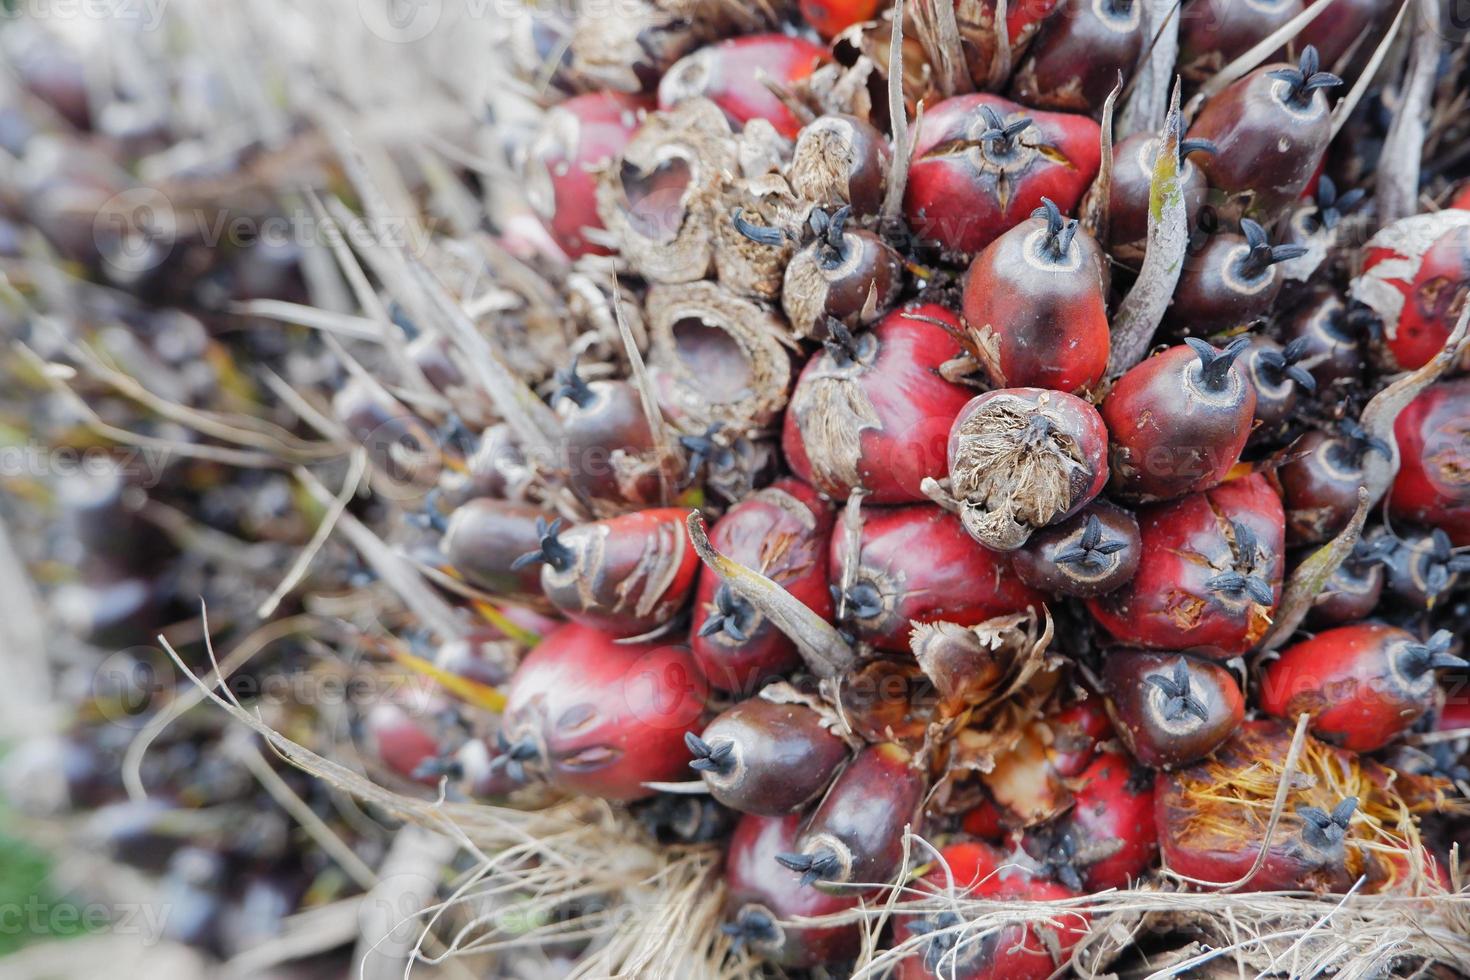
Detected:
left=1011, top=501, right=1142, bottom=597
left=1009, top=0, right=1146, bottom=116
left=685, top=696, right=850, bottom=815
left=1279, top=422, right=1391, bottom=545
left=1108, top=127, right=1217, bottom=263
left=1241, top=335, right=1318, bottom=428
left=1168, top=219, right=1309, bottom=334
left=777, top=206, right=904, bottom=340
left=550, top=357, right=659, bottom=507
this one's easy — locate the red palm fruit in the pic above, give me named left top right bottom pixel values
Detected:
left=1279, top=424, right=1391, bottom=545
left=1012, top=501, right=1141, bottom=597
left=549, top=358, right=658, bottom=506
left=1157, top=721, right=1364, bottom=892
left=1100, top=339, right=1256, bottom=502
left=800, top=0, right=883, bottom=38
left=442, top=499, right=550, bottom=597
left=962, top=198, right=1109, bottom=393
left=893, top=841, right=1088, bottom=980
left=1088, top=475, right=1285, bottom=657
left=829, top=504, right=1045, bottom=652
left=1378, top=528, right=1470, bottom=610
left=1282, top=290, right=1367, bottom=387
left=1168, top=219, right=1308, bottom=334
left=1107, top=129, right=1215, bottom=261
left=685, top=697, right=849, bottom=815
left=657, top=35, right=828, bottom=138
left=1186, top=46, right=1341, bottom=213
left=1305, top=541, right=1386, bottom=628
left=783, top=304, right=974, bottom=503
left=1352, top=211, right=1470, bottom=371
left=496, top=622, right=707, bottom=801
left=959, top=793, right=1008, bottom=840
left=690, top=479, right=835, bottom=692
left=1240, top=335, right=1318, bottom=427
left=905, top=94, right=1101, bottom=255
left=1389, top=379, right=1470, bottom=544
left=524, top=92, right=649, bottom=258
left=1101, top=651, right=1245, bottom=767
left=1046, top=697, right=1115, bottom=777
left=364, top=703, right=442, bottom=787
left=779, top=206, right=904, bottom=339
left=776, top=742, right=926, bottom=891
left=787, top=114, right=890, bottom=215
left=722, top=813, right=861, bottom=967
left=1009, top=0, right=1146, bottom=115
left=1024, top=752, right=1157, bottom=890
left=1260, top=625, right=1464, bottom=752
left=512, top=508, right=700, bottom=637
left=945, top=387, right=1110, bottom=551
left=1178, top=0, right=1302, bottom=78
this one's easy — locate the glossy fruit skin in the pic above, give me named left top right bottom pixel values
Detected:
left=1088, top=475, right=1285, bottom=657
left=1178, top=0, right=1302, bottom=76
left=1012, top=500, right=1141, bottom=597
left=1279, top=430, right=1372, bottom=545
left=787, top=114, right=890, bottom=215
left=442, top=499, right=549, bottom=597
left=1350, top=211, right=1470, bottom=372
left=1108, top=133, right=1212, bottom=260
left=830, top=505, right=1046, bottom=652
left=1024, top=752, right=1157, bottom=890
left=1283, top=290, right=1364, bottom=387
left=690, top=479, right=835, bottom=693
left=1157, top=720, right=1357, bottom=892
left=1187, top=56, right=1333, bottom=213
left=1009, top=0, right=1145, bottom=115
left=961, top=213, right=1109, bottom=393
left=525, top=92, right=649, bottom=258
left=905, top=94, right=1101, bottom=255
left=1169, top=232, right=1290, bottom=334
left=1046, top=697, right=1115, bottom=777
left=786, top=742, right=926, bottom=890
left=499, top=623, right=707, bottom=801
left=1102, top=651, right=1245, bottom=767
left=554, top=376, right=658, bottom=506
left=1100, top=343, right=1256, bottom=502
left=723, top=813, right=861, bottom=967
left=657, top=35, right=828, bottom=138
left=365, top=703, right=442, bottom=787
left=892, top=841, right=1088, bottom=980
left=800, top=0, right=883, bottom=39
left=945, top=388, right=1111, bottom=551
left=1306, top=551, right=1384, bottom=627
left=689, top=698, right=849, bottom=815
left=783, top=305, right=974, bottom=504
left=1389, top=379, right=1470, bottom=545
left=536, top=507, right=700, bottom=636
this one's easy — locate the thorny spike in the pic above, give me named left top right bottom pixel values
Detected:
left=510, top=517, right=575, bottom=573
left=1238, top=219, right=1306, bottom=276
left=722, top=909, right=778, bottom=953
left=732, top=207, right=786, bottom=247
left=552, top=356, right=596, bottom=409
left=1298, top=796, right=1356, bottom=849
left=700, top=582, right=753, bottom=642
left=686, top=732, right=737, bottom=777
left=774, top=848, right=843, bottom=887
left=1146, top=660, right=1211, bottom=724
left=839, top=580, right=885, bottom=621
left=1080, top=514, right=1102, bottom=551
left=1399, top=630, right=1466, bottom=678
left=680, top=423, right=734, bottom=487
left=1186, top=337, right=1250, bottom=391
left=826, top=205, right=852, bottom=249
left=1258, top=341, right=1318, bottom=392
left=1338, top=419, right=1392, bottom=461
left=1268, top=45, right=1342, bottom=109
left=1031, top=197, right=1078, bottom=261
left=1056, top=515, right=1129, bottom=568
left=823, top=320, right=863, bottom=366
left=1232, top=521, right=1259, bottom=566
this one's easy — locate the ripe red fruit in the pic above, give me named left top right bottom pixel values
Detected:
left=1101, top=651, right=1244, bottom=768
left=788, top=114, right=890, bottom=215
left=524, top=92, right=649, bottom=258
left=722, top=813, right=861, bottom=967
left=512, top=508, right=700, bottom=637
left=657, top=35, right=828, bottom=138
left=364, top=702, right=442, bottom=787
left=1167, top=219, right=1308, bottom=334
left=961, top=198, right=1109, bottom=393
left=1012, top=501, right=1141, bottom=597
left=1351, top=210, right=1470, bottom=372
left=685, top=696, right=849, bottom=815
left=775, top=742, right=926, bottom=891
left=690, top=479, right=834, bottom=693
left=549, top=358, right=659, bottom=507
left=442, top=499, right=551, bottom=598
left=1389, top=379, right=1470, bottom=545
left=496, top=622, right=707, bottom=801
left=800, top=0, right=882, bottom=39
left=1260, top=625, right=1464, bottom=752
left=1187, top=46, right=1341, bottom=213
left=1107, top=129, right=1215, bottom=262
left=905, top=94, right=1101, bottom=255
left=892, top=841, right=1088, bottom=980
left=945, top=387, right=1110, bottom=551
left=1009, top=0, right=1146, bottom=115
left=1045, top=697, right=1115, bottom=777
left=1100, top=339, right=1256, bottom=502
left=1088, top=474, right=1285, bottom=657
left=783, top=304, right=974, bottom=503
left=830, top=504, right=1045, bottom=652
left=1278, top=424, right=1391, bottom=545
left=1023, top=752, right=1157, bottom=890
